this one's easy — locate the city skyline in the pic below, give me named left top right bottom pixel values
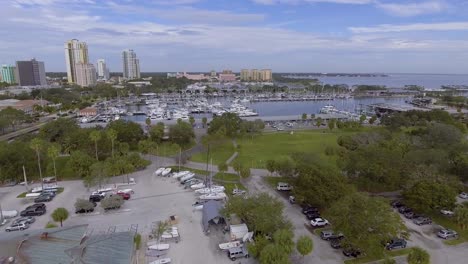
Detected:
left=1, top=1, right=468, bottom=74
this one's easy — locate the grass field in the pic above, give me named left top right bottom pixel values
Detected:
left=190, top=140, right=235, bottom=165
left=158, top=141, right=195, bottom=157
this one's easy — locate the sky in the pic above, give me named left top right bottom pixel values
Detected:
left=1, top=0, right=468, bottom=74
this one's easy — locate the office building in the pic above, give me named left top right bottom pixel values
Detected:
left=97, top=59, right=110, bottom=80
left=75, top=63, right=97, bottom=87
left=240, top=69, right=272, bottom=82
left=210, top=70, right=217, bottom=77
left=64, top=39, right=89, bottom=83
left=122, top=49, right=140, bottom=80
left=222, top=70, right=233, bottom=74
left=1, top=65, right=16, bottom=84
left=219, top=73, right=236, bottom=82
left=15, top=59, right=47, bottom=86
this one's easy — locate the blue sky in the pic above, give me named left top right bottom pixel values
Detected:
left=1, top=0, right=468, bottom=73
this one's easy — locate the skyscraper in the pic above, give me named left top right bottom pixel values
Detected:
left=15, top=59, right=47, bottom=86
left=75, top=63, right=97, bottom=87
left=0, top=65, right=16, bottom=84
left=64, top=39, right=89, bottom=83
left=240, top=69, right=250, bottom=81
left=97, top=59, right=109, bottom=80
left=122, top=49, right=140, bottom=80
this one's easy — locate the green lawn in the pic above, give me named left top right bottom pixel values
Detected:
left=344, top=248, right=411, bottom=264
left=158, top=141, right=195, bottom=157
left=214, top=172, right=240, bottom=182
left=190, top=140, right=235, bottom=165
left=264, top=176, right=292, bottom=188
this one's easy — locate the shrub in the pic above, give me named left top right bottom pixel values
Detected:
left=75, top=198, right=95, bottom=211
left=101, top=195, right=124, bottom=210
left=45, top=222, right=58, bottom=228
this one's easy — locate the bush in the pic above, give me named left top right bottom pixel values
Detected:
left=324, top=145, right=338, bottom=156
left=101, top=195, right=124, bottom=210
left=45, top=222, right=57, bottom=228
left=134, top=233, right=142, bottom=249
left=75, top=199, right=95, bottom=211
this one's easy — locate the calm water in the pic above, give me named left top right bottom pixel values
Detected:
left=316, top=74, right=468, bottom=89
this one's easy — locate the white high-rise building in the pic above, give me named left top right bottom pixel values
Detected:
left=75, top=63, right=97, bottom=87
left=122, top=49, right=140, bottom=80
left=64, top=39, right=89, bottom=84
left=97, top=59, right=109, bottom=80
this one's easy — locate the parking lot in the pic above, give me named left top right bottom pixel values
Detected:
left=0, top=162, right=254, bottom=264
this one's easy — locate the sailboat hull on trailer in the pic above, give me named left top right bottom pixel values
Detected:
left=195, top=186, right=225, bottom=194
left=199, top=192, right=227, bottom=200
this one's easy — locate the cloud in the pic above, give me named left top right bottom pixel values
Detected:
left=349, top=21, right=468, bottom=33
left=376, top=1, right=448, bottom=17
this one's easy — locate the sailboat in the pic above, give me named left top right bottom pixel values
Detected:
left=199, top=192, right=227, bottom=200
left=195, top=186, right=225, bottom=194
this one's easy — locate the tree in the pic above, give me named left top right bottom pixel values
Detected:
left=407, top=247, right=430, bottom=264
left=217, top=162, right=228, bottom=178
left=301, top=113, right=307, bottom=122
left=328, top=119, right=336, bottom=130
left=369, top=116, right=377, bottom=125
left=66, top=151, right=94, bottom=178
left=107, top=120, right=145, bottom=147
left=39, top=118, right=79, bottom=144
left=382, top=258, right=396, bottom=264
left=232, top=160, right=243, bottom=177
left=87, top=161, right=108, bottom=188
left=74, top=199, right=95, bottom=211
left=273, top=229, right=294, bottom=254
left=107, top=129, right=117, bottom=158
left=327, top=193, right=406, bottom=257
left=138, top=139, right=158, bottom=155
left=89, top=130, right=101, bottom=161
left=202, top=117, right=208, bottom=128
left=149, top=122, right=165, bottom=143
left=101, top=195, right=124, bottom=209
left=47, top=144, right=60, bottom=180
left=315, top=117, right=323, bottom=128
left=208, top=113, right=242, bottom=138
left=454, top=206, right=468, bottom=230
left=0, top=107, right=29, bottom=131
left=51, top=207, right=69, bottom=227
left=189, top=116, right=195, bottom=127
left=240, top=167, right=251, bottom=179
left=169, top=120, right=195, bottom=147
left=265, top=159, right=276, bottom=175
left=30, top=138, right=45, bottom=184
left=360, top=115, right=367, bottom=124
left=145, top=117, right=151, bottom=128
left=275, top=157, right=295, bottom=177
left=296, top=235, right=313, bottom=258
left=403, top=180, right=456, bottom=214
left=259, top=243, right=291, bottom=264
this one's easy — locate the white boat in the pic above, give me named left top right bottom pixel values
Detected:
left=25, top=193, right=41, bottom=198
left=190, top=182, right=206, bottom=189
left=193, top=204, right=203, bottom=211
left=172, top=170, right=190, bottom=179
left=161, top=168, right=172, bottom=177
left=148, top=244, right=170, bottom=251
left=195, top=186, right=225, bottom=194
left=179, top=173, right=195, bottom=182
left=149, top=258, right=171, bottom=264
left=154, top=168, right=165, bottom=176
left=199, top=192, right=227, bottom=200
left=219, top=240, right=242, bottom=251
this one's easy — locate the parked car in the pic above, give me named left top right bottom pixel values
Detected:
left=459, top=192, right=468, bottom=199
left=440, top=209, right=454, bottom=216
left=41, top=190, right=56, bottom=197
left=34, top=194, right=53, bottom=203
left=20, top=207, right=46, bottom=217
left=117, top=192, right=131, bottom=200
left=413, top=216, right=432, bottom=226
left=390, top=200, right=404, bottom=208
left=343, top=247, right=361, bottom=258
left=404, top=211, right=421, bottom=219
left=320, top=230, right=343, bottom=240
left=330, top=238, right=343, bottom=249
left=75, top=207, right=95, bottom=214
left=310, top=218, right=329, bottom=227
left=276, top=182, right=292, bottom=191
left=89, top=194, right=103, bottom=203
left=385, top=239, right=407, bottom=250
left=398, top=206, right=412, bottom=214
left=437, top=229, right=458, bottom=239
left=26, top=203, right=46, bottom=210
left=5, top=223, right=29, bottom=232
left=227, top=246, right=249, bottom=261
left=306, top=212, right=321, bottom=220
left=13, top=216, right=35, bottom=225
left=288, top=196, right=295, bottom=204
left=302, top=205, right=319, bottom=215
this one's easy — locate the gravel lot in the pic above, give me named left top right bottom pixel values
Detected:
left=0, top=162, right=254, bottom=264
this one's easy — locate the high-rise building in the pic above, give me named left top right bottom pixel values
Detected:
left=239, top=69, right=272, bottom=82
left=210, top=70, right=217, bottom=77
left=75, top=63, right=97, bottom=87
left=240, top=69, right=250, bottom=81
left=251, top=69, right=259, bottom=81
left=260, top=69, right=272, bottom=81
left=64, top=39, right=89, bottom=83
left=1, top=65, right=16, bottom=84
left=122, top=49, right=140, bottom=80
left=15, top=59, right=47, bottom=86
left=97, top=59, right=109, bottom=80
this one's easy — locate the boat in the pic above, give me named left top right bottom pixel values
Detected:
left=154, top=168, right=165, bottom=176
left=179, top=172, right=195, bottom=183
left=148, top=244, right=170, bottom=251
left=320, top=105, right=337, bottom=114
left=193, top=204, right=203, bottom=211
left=232, top=188, right=246, bottom=195
left=190, top=182, right=206, bottom=190
left=199, top=192, right=227, bottom=200
left=172, top=171, right=190, bottom=179
left=149, top=258, right=171, bottom=264
left=195, top=186, right=225, bottom=194
left=219, top=241, right=242, bottom=251
left=161, top=168, right=172, bottom=177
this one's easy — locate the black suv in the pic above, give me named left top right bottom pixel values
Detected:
left=343, top=247, right=361, bottom=258
left=89, top=194, right=103, bottom=203
left=34, top=194, right=53, bottom=203
left=26, top=203, right=46, bottom=210
left=385, top=239, right=407, bottom=250
left=330, top=238, right=343, bottom=249
left=302, top=204, right=319, bottom=215
left=306, top=211, right=321, bottom=220
left=20, top=207, right=46, bottom=216
left=398, top=206, right=412, bottom=214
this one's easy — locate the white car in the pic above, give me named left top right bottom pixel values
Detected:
left=459, top=192, right=468, bottom=199
left=440, top=209, right=454, bottom=216
left=310, top=218, right=329, bottom=227
left=5, top=223, right=29, bottom=232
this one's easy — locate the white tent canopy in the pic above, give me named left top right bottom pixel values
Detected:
left=230, top=224, right=248, bottom=241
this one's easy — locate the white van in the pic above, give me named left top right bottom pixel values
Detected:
left=277, top=182, right=292, bottom=191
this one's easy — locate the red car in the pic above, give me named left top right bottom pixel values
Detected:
left=117, top=192, right=131, bottom=200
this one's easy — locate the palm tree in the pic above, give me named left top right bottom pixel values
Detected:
left=30, top=138, right=44, bottom=189
left=89, top=130, right=101, bottom=161
left=145, top=117, right=151, bottom=128
left=202, top=117, right=207, bottom=128
left=51, top=208, right=69, bottom=227
left=47, top=144, right=60, bottom=181
left=107, top=129, right=117, bottom=158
